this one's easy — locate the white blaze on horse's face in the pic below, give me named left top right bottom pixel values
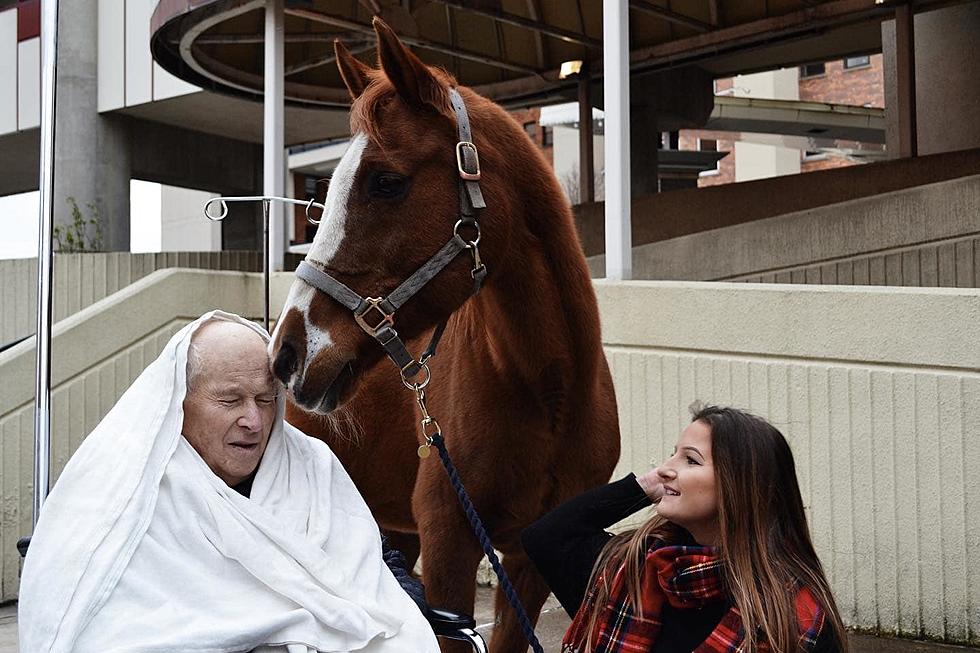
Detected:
left=271, top=133, right=367, bottom=390
left=308, top=132, right=368, bottom=265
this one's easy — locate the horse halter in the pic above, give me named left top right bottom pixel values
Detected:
left=294, top=87, right=487, bottom=389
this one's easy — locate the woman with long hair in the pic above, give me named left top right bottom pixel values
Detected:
left=522, top=404, right=847, bottom=653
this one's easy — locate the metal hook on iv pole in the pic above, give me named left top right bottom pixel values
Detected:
left=203, top=195, right=326, bottom=331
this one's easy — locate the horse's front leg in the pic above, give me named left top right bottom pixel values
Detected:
left=415, top=473, right=486, bottom=653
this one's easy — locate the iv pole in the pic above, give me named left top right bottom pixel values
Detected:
left=203, top=196, right=325, bottom=332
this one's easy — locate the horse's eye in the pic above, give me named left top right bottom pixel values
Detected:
left=367, top=171, right=409, bottom=200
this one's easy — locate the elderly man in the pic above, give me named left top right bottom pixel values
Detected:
left=19, top=311, right=439, bottom=653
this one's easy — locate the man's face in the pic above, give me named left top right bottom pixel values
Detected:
left=181, top=322, right=279, bottom=487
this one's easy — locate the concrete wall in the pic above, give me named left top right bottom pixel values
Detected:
left=0, top=252, right=262, bottom=347
left=596, top=280, right=980, bottom=644
left=587, top=173, right=980, bottom=285
left=573, top=147, right=980, bottom=259
left=1, top=271, right=978, bottom=645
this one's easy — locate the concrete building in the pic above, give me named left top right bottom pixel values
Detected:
left=0, top=0, right=349, bottom=253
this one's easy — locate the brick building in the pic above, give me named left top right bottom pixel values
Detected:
left=682, top=54, right=885, bottom=187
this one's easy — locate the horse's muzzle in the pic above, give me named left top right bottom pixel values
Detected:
left=288, top=359, right=355, bottom=414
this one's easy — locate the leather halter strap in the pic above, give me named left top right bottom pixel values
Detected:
left=295, top=87, right=486, bottom=382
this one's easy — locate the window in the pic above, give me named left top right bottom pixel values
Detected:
left=541, top=126, right=553, bottom=148
left=523, top=122, right=537, bottom=140
left=843, top=55, right=871, bottom=70
left=800, top=62, right=826, bottom=78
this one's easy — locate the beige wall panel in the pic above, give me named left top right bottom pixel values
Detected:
left=2, top=413, right=23, bottom=599
left=152, top=62, right=198, bottom=102
left=97, top=0, right=125, bottom=112
left=964, top=378, right=980, bottom=641
left=124, top=0, right=153, bottom=106
left=16, top=38, right=39, bottom=130
left=0, top=252, right=262, bottom=345
left=605, top=346, right=980, bottom=641
left=0, top=9, right=17, bottom=136
left=597, top=281, right=980, bottom=643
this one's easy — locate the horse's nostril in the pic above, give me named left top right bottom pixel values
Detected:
left=273, top=342, right=298, bottom=384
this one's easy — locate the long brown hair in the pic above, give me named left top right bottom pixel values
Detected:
left=580, top=405, right=848, bottom=653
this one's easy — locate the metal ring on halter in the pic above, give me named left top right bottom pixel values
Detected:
left=453, top=219, right=481, bottom=246
left=204, top=198, right=229, bottom=221
left=305, top=197, right=322, bottom=226
left=401, top=362, right=432, bottom=390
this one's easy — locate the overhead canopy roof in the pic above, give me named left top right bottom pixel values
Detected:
left=150, top=0, right=959, bottom=109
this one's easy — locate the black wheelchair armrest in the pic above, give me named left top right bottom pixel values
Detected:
left=427, top=607, right=476, bottom=637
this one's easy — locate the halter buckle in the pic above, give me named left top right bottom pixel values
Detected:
left=455, top=141, right=481, bottom=181
left=355, top=298, right=395, bottom=336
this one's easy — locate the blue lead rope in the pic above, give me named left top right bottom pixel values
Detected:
left=429, top=433, right=545, bottom=653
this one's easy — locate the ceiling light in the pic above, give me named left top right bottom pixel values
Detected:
left=559, top=60, right=584, bottom=80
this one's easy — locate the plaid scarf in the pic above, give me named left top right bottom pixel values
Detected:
left=562, top=544, right=826, bottom=653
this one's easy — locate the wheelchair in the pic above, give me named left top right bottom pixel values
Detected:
left=17, top=537, right=487, bottom=651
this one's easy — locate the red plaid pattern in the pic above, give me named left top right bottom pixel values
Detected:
left=562, top=544, right=825, bottom=653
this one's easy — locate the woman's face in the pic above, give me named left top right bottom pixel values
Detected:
left=655, top=420, right=719, bottom=545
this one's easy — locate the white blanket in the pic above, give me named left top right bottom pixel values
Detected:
left=18, top=311, right=439, bottom=653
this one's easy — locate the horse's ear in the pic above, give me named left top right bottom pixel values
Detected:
left=373, top=16, right=451, bottom=116
left=335, top=40, right=372, bottom=100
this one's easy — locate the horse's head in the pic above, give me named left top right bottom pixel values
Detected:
left=271, top=18, right=515, bottom=413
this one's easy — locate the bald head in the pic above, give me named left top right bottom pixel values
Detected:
left=186, top=321, right=269, bottom=391
left=182, top=320, right=280, bottom=487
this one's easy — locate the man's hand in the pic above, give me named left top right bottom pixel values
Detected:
left=635, top=467, right=664, bottom=503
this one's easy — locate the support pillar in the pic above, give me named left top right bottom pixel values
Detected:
left=54, top=1, right=130, bottom=251
left=602, top=0, right=632, bottom=280
left=578, top=72, right=594, bottom=204
left=265, top=0, right=286, bottom=271
left=895, top=3, right=917, bottom=158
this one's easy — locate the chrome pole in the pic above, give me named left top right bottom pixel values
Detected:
left=33, top=0, right=61, bottom=525
left=262, top=199, right=270, bottom=332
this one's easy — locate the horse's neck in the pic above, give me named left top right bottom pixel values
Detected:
left=458, top=208, right=602, bottom=394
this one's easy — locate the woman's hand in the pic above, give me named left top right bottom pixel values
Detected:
left=635, top=467, right=664, bottom=503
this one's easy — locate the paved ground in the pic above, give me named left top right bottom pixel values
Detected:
left=5, top=590, right=980, bottom=652
left=0, top=586, right=570, bottom=652
left=0, top=604, right=15, bottom=652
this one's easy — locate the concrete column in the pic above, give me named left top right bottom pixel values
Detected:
left=602, top=0, right=632, bottom=280
left=264, top=0, right=285, bottom=271
left=578, top=73, right=594, bottom=204
left=883, top=4, right=980, bottom=157
left=53, top=1, right=131, bottom=251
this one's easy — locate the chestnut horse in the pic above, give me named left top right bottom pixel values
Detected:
left=271, top=18, right=620, bottom=652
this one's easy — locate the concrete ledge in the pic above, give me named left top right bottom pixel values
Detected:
left=595, top=280, right=980, bottom=372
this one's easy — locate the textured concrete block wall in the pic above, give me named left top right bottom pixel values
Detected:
left=596, top=281, right=980, bottom=644
left=591, top=174, right=980, bottom=286
left=0, top=252, right=262, bottom=347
